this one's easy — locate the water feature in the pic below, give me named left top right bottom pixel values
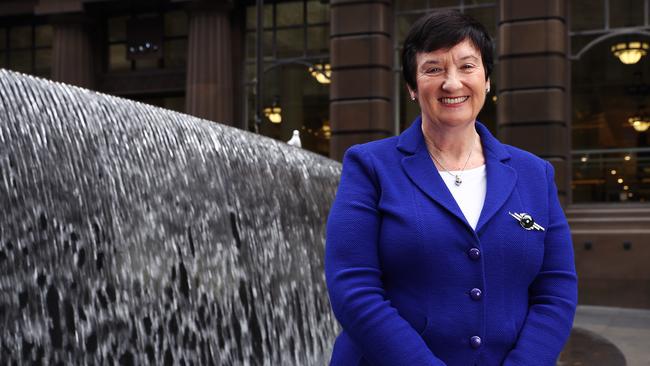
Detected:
left=0, top=69, right=341, bottom=365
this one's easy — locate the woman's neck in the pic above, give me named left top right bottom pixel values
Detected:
left=421, top=120, right=484, bottom=170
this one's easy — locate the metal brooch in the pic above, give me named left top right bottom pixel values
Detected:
left=509, top=212, right=545, bottom=231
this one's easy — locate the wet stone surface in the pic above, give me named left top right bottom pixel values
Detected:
left=558, top=327, right=627, bottom=366
left=0, top=70, right=341, bottom=365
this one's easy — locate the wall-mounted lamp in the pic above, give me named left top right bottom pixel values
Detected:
left=309, top=63, right=331, bottom=84
left=263, top=99, right=282, bottom=124
left=611, top=41, right=649, bottom=64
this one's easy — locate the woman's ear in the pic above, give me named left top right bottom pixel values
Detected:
left=407, top=86, right=417, bottom=101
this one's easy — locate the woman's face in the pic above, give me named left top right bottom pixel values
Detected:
left=411, top=39, right=489, bottom=129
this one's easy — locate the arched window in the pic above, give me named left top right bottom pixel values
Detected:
left=570, top=0, right=650, bottom=203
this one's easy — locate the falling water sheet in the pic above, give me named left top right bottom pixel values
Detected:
left=0, top=69, right=341, bottom=365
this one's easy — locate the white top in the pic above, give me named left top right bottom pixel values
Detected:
left=438, top=164, right=487, bottom=230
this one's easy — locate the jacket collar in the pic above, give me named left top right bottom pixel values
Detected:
left=398, top=117, right=517, bottom=234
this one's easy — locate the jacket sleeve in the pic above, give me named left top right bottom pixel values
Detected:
left=325, top=145, right=446, bottom=366
left=502, top=161, right=578, bottom=366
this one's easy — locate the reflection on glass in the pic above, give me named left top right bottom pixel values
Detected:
left=307, top=0, right=329, bottom=24
left=573, top=150, right=650, bottom=203
left=276, top=28, right=304, bottom=58
left=109, top=44, right=130, bottom=71
left=34, top=25, right=53, bottom=48
left=164, top=39, right=187, bottom=68
left=253, top=65, right=330, bottom=156
left=164, top=10, right=188, bottom=37
left=610, top=0, right=644, bottom=28
left=9, top=50, right=31, bottom=73
left=572, top=33, right=650, bottom=203
left=34, top=49, right=51, bottom=76
left=10, top=26, right=31, bottom=49
left=108, top=16, right=128, bottom=43
left=277, top=2, right=304, bottom=27
left=570, top=0, right=604, bottom=31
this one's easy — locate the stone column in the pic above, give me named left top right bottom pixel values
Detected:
left=35, top=0, right=95, bottom=89
left=329, top=0, right=393, bottom=161
left=498, top=0, right=571, bottom=205
left=185, top=1, right=234, bottom=125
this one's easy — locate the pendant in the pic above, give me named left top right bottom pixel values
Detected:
left=454, top=175, right=462, bottom=186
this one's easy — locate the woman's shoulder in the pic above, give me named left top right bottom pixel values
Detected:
left=501, top=143, right=552, bottom=176
left=344, top=135, right=400, bottom=160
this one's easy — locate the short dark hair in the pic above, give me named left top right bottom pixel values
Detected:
left=401, top=10, right=494, bottom=91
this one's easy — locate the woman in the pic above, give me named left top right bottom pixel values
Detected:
left=325, top=10, right=577, bottom=366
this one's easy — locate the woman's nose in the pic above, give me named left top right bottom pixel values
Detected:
left=441, top=74, right=462, bottom=91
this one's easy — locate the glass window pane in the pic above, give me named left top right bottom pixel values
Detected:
left=397, top=14, right=421, bottom=45
left=9, top=50, right=31, bottom=73
left=465, top=6, right=496, bottom=38
left=245, top=30, right=274, bottom=59
left=276, top=28, right=304, bottom=58
left=163, top=96, right=185, bottom=113
left=307, top=0, right=329, bottom=24
left=610, top=0, right=644, bottom=28
left=246, top=31, right=256, bottom=59
left=108, top=16, right=128, bottom=42
left=397, top=0, right=428, bottom=11
left=34, top=49, right=51, bottom=76
left=276, top=2, right=304, bottom=27
left=307, top=26, right=328, bottom=55
left=570, top=34, right=601, bottom=57
left=135, top=58, right=158, bottom=70
left=245, top=62, right=256, bottom=83
left=570, top=0, right=605, bottom=31
left=35, top=25, right=53, bottom=47
left=109, top=44, right=130, bottom=71
left=465, top=0, right=496, bottom=5
left=264, top=30, right=274, bottom=58
left=430, top=0, right=460, bottom=7
left=246, top=5, right=274, bottom=29
left=163, top=39, right=187, bottom=68
left=10, top=26, right=32, bottom=49
left=164, top=10, right=188, bottom=37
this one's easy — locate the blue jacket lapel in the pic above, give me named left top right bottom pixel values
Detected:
left=474, top=122, right=517, bottom=234
left=397, top=117, right=469, bottom=227
left=396, top=118, right=518, bottom=233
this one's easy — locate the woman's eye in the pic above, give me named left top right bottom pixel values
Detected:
left=461, top=64, right=476, bottom=70
left=425, top=68, right=441, bottom=74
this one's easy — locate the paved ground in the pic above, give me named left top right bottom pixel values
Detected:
left=571, top=305, right=650, bottom=366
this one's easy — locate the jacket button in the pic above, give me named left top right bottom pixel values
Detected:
left=470, top=336, right=482, bottom=349
left=470, top=288, right=482, bottom=301
left=468, top=248, right=480, bottom=260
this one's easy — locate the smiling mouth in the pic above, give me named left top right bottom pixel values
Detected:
left=439, top=96, right=469, bottom=105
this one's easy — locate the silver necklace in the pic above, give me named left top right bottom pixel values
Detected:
left=427, top=136, right=475, bottom=186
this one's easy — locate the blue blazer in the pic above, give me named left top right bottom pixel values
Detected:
left=325, top=118, right=578, bottom=366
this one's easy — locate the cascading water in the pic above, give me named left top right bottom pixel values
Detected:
left=0, top=69, right=340, bottom=365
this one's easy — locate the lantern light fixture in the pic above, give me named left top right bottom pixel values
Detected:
left=309, top=63, right=331, bottom=84
left=611, top=41, right=649, bottom=64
